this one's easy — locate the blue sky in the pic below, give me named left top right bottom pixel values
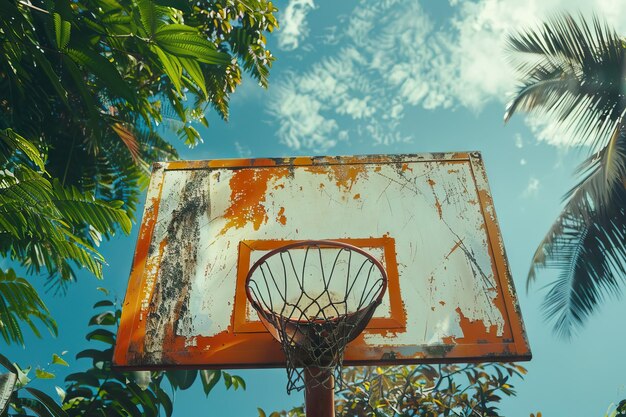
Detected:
left=6, top=0, right=626, bottom=416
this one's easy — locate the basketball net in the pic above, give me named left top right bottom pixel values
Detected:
left=245, top=240, right=388, bottom=393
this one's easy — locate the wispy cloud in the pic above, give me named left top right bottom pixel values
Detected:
left=523, top=177, right=540, bottom=198
left=234, top=141, right=252, bottom=158
left=269, top=78, right=342, bottom=151
left=277, top=0, right=316, bottom=51
left=268, top=0, right=626, bottom=152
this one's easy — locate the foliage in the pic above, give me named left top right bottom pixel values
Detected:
left=505, top=13, right=626, bottom=337
left=606, top=400, right=626, bottom=417
left=0, top=0, right=277, bottom=411
left=0, top=0, right=277, bottom=290
left=0, top=268, right=56, bottom=346
left=0, top=126, right=130, bottom=344
left=263, top=363, right=526, bottom=417
left=0, top=298, right=245, bottom=416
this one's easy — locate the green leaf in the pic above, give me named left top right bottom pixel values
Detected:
left=232, top=375, right=246, bottom=390
left=152, top=45, right=183, bottom=94
left=180, top=57, right=207, bottom=98
left=0, top=354, right=17, bottom=373
left=200, top=370, right=220, bottom=396
left=155, top=386, right=173, bottom=417
left=93, top=300, right=114, bottom=308
left=75, top=348, right=111, bottom=363
left=51, top=180, right=132, bottom=235
left=0, top=268, right=57, bottom=346
left=88, top=311, right=116, bottom=326
left=14, top=364, right=31, bottom=386
left=65, top=48, right=135, bottom=104
left=51, top=354, right=69, bottom=367
left=0, top=372, right=17, bottom=414
left=153, top=0, right=190, bottom=11
left=223, top=371, right=232, bottom=389
left=25, top=387, right=69, bottom=417
left=65, top=371, right=100, bottom=387
left=166, top=370, right=196, bottom=390
left=137, top=0, right=158, bottom=35
left=32, top=49, right=69, bottom=107
left=54, top=386, right=65, bottom=402
left=154, top=25, right=230, bottom=64
left=130, top=371, right=151, bottom=390
left=35, top=368, right=55, bottom=379
left=0, top=129, right=45, bottom=170
left=53, top=13, right=71, bottom=49
left=85, top=328, right=115, bottom=345
left=96, top=287, right=110, bottom=295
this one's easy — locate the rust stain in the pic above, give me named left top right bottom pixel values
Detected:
left=450, top=152, right=471, bottom=160
left=445, top=240, right=462, bottom=259
left=427, top=178, right=443, bottom=219
left=374, top=166, right=382, bottom=172
left=304, top=162, right=368, bottom=191
left=292, top=156, right=314, bottom=166
left=220, top=168, right=290, bottom=235
left=454, top=307, right=502, bottom=343
left=277, top=207, right=287, bottom=225
left=401, top=163, right=413, bottom=172
left=434, top=200, right=443, bottom=219
left=353, top=193, right=361, bottom=200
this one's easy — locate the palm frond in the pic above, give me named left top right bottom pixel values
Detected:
left=528, top=180, right=626, bottom=338
left=51, top=180, right=132, bottom=237
left=0, top=129, right=45, bottom=170
left=508, top=13, right=626, bottom=336
left=0, top=268, right=57, bottom=345
left=506, top=13, right=625, bottom=151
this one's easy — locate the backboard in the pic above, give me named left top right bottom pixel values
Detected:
left=113, top=152, right=531, bottom=369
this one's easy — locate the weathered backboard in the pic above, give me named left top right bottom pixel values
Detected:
left=113, top=152, right=531, bottom=369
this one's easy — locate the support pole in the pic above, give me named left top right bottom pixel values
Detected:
left=304, top=368, right=335, bottom=417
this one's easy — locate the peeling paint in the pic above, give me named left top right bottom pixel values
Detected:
left=114, top=153, right=531, bottom=369
left=220, top=168, right=291, bottom=235
left=276, top=207, right=287, bottom=225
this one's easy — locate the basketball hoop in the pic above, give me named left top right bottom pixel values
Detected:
left=245, top=240, right=388, bottom=396
left=114, top=154, right=532, bottom=417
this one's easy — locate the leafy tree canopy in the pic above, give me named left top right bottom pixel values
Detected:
left=0, top=0, right=276, bottom=343
left=263, top=363, right=527, bottom=417
left=0, top=297, right=246, bottom=417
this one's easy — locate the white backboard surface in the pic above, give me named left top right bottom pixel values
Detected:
left=114, top=153, right=531, bottom=368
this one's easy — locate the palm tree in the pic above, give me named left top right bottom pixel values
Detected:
left=505, top=13, right=626, bottom=337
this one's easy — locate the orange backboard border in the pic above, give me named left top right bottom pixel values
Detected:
left=113, top=152, right=532, bottom=370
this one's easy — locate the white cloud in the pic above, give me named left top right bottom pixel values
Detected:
left=277, top=0, right=316, bottom=51
left=269, top=1, right=452, bottom=151
left=523, top=177, right=541, bottom=198
left=520, top=158, right=527, bottom=165
left=515, top=134, right=524, bottom=149
left=268, top=0, right=626, bottom=152
left=269, top=79, right=340, bottom=151
left=234, top=141, right=252, bottom=158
